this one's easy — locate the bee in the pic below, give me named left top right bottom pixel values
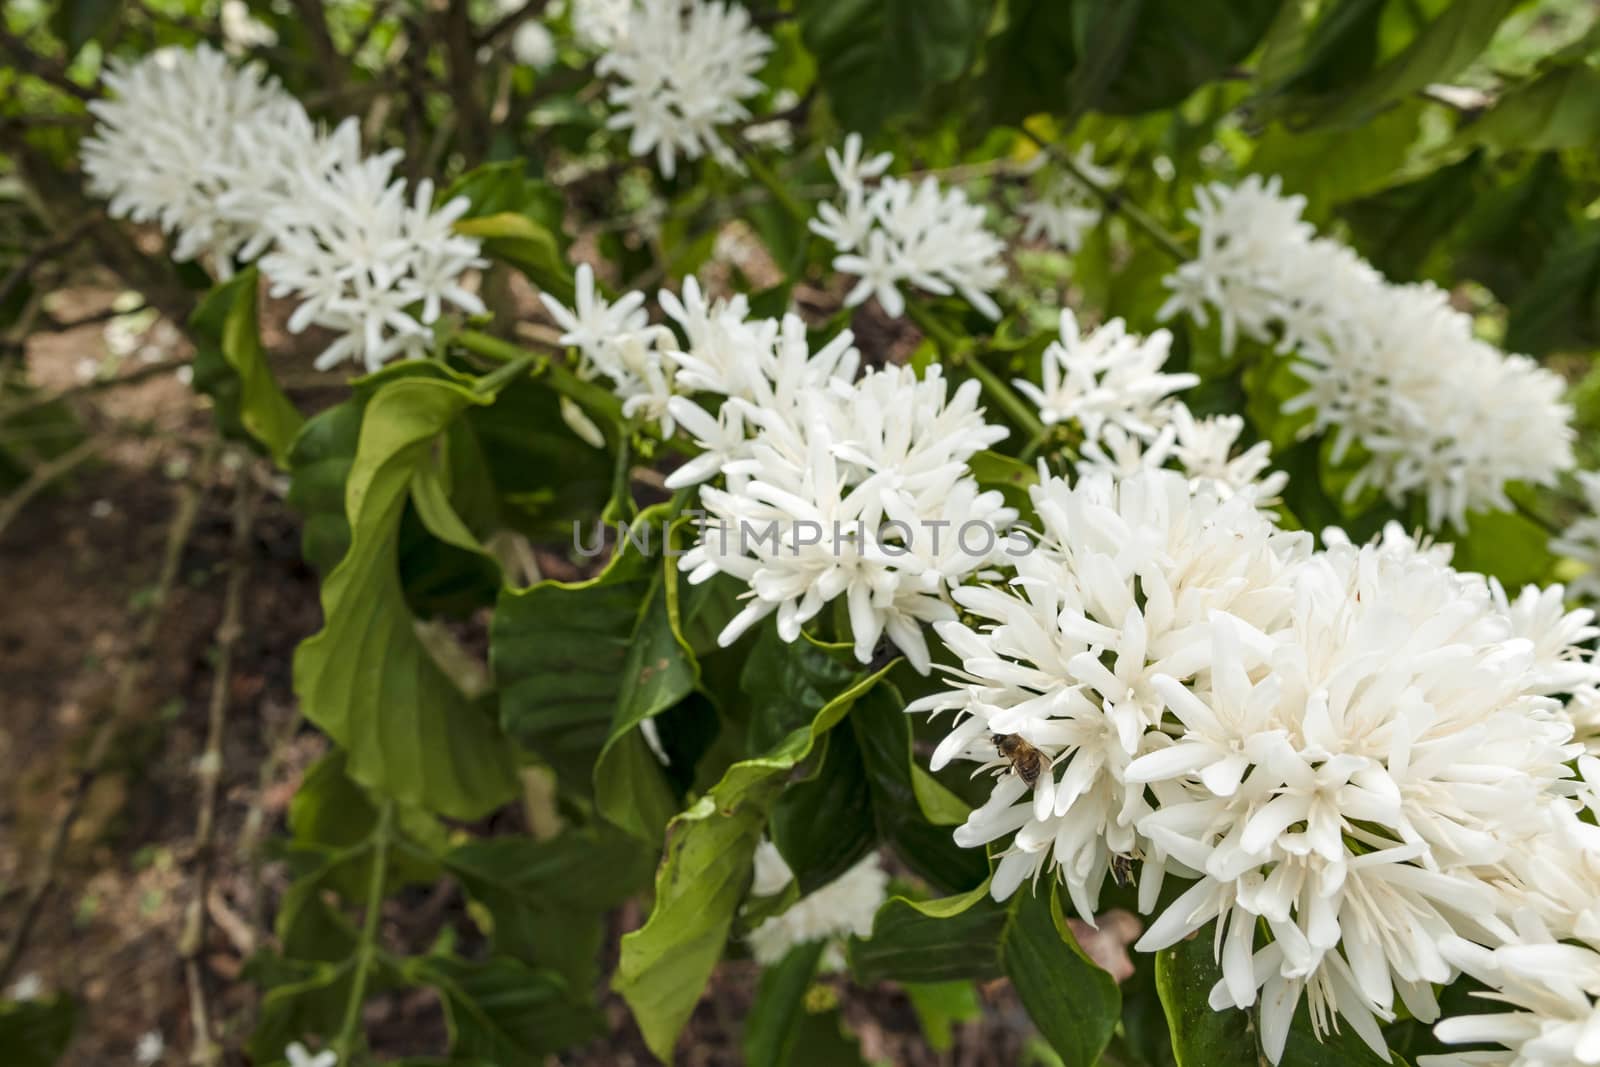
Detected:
left=1110, top=853, right=1135, bottom=888
left=993, top=733, right=1045, bottom=788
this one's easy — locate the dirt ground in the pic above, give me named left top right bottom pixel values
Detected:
left=0, top=283, right=1068, bottom=1066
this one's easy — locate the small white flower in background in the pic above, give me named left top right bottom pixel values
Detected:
left=1553, top=470, right=1600, bottom=604
left=1012, top=310, right=1197, bottom=444
left=134, top=1029, right=165, bottom=1065
left=1159, top=175, right=1575, bottom=529
left=813, top=134, right=1007, bottom=320
left=285, top=1042, right=338, bottom=1067
left=261, top=156, right=486, bottom=372
left=81, top=45, right=306, bottom=273
left=598, top=0, right=772, bottom=178
left=74, top=357, right=103, bottom=383
left=569, top=0, right=634, bottom=50
left=1018, top=145, right=1112, bottom=254
left=513, top=21, right=558, bottom=67
left=219, top=0, right=277, bottom=53
left=8, top=973, right=42, bottom=1000
left=746, top=842, right=889, bottom=968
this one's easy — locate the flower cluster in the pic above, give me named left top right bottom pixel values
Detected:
left=1018, top=145, right=1112, bottom=254
left=1159, top=175, right=1575, bottom=528
left=541, top=270, right=1016, bottom=672
left=746, top=841, right=889, bottom=968
left=812, top=135, right=1007, bottom=320
left=597, top=0, right=772, bottom=178
left=83, top=46, right=486, bottom=373
left=1016, top=310, right=1287, bottom=506
left=914, top=470, right=1600, bottom=1063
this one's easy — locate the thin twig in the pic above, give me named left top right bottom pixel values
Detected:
left=0, top=358, right=188, bottom=423
left=181, top=461, right=259, bottom=1067
left=474, top=0, right=551, bottom=49
left=37, top=302, right=148, bottom=332
left=0, top=446, right=214, bottom=987
left=0, top=218, right=96, bottom=312
left=1020, top=127, right=1191, bottom=263
left=0, top=434, right=108, bottom=542
left=0, top=25, right=97, bottom=102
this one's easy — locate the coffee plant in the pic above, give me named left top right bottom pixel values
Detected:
left=6, top=0, right=1600, bottom=1064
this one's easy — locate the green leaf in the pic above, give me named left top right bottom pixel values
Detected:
left=49, top=0, right=122, bottom=55
left=455, top=213, right=573, bottom=303
left=769, top=727, right=876, bottom=893
left=285, top=750, right=443, bottom=899
left=1312, top=0, right=1522, bottom=127
left=1280, top=1005, right=1409, bottom=1066
left=1507, top=217, right=1600, bottom=356
left=794, top=0, right=991, bottom=131
left=1155, top=936, right=1256, bottom=1067
left=492, top=515, right=687, bottom=827
left=851, top=686, right=987, bottom=893
left=0, top=995, right=77, bottom=1067
left=1000, top=885, right=1120, bottom=1067
left=615, top=651, right=893, bottom=1061
left=847, top=882, right=1007, bottom=985
left=190, top=268, right=304, bottom=467
left=1250, top=99, right=1427, bottom=220
left=742, top=940, right=828, bottom=1067
left=292, top=374, right=517, bottom=819
left=903, top=981, right=982, bottom=1052
left=1339, top=152, right=1483, bottom=281
left=444, top=828, right=653, bottom=985
left=984, top=0, right=1281, bottom=123
left=1459, top=62, right=1600, bottom=153
left=1450, top=507, right=1554, bottom=587
left=409, top=956, right=604, bottom=1064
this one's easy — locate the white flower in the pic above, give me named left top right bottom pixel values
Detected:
left=1018, top=145, right=1112, bottom=254
left=261, top=157, right=486, bottom=372
left=1129, top=536, right=1580, bottom=1064
left=8, top=973, right=42, bottom=1000
left=82, top=45, right=309, bottom=272
left=813, top=135, right=1006, bottom=320
left=680, top=364, right=1011, bottom=672
left=598, top=0, right=772, bottom=178
left=747, top=847, right=889, bottom=969
left=911, top=470, right=1310, bottom=916
left=1554, top=471, right=1600, bottom=603
left=570, top=0, right=633, bottom=50
left=1168, top=405, right=1287, bottom=506
left=1429, top=932, right=1600, bottom=1067
left=285, top=1042, right=337, bottom=1067
left=134, top=1029, right=165, bottom=1065
left=1160, top=176, right=1575, bottom=529
left=1012, top=310, right=1197, bottom=444
left=220, top=0, right=277, bottom=53
left=511, top=20, right=557, bottom=67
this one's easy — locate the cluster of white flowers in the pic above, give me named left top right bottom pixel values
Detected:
left=1016, top=310, right=1287, bottom=506
left=812, top=135, right=1007, bottom=320
left=569, top=0, right=634, bottom=51
left=1159, top=175, right=1575, bottom=529
left=541, top=270, right=1017, bottom=671
left=82, top=45, right=485, bottom=372
left=913, top=468, right=1600, bottom=1063
left=1018, top=145, right=1111, bottom=254
left=746, top=841, right=889, bottom=968
left=597, top=0, right=771, bottom=178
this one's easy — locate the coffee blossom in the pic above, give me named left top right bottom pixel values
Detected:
left=746, top=842, right=889, bottom=968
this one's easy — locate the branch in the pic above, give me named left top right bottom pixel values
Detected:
left=1020, top=127, right=1191, bottom=263
left=0, top=445, right=214, bottom=987
left=180, top=461, right=259, bottom=1067
left=0, top=434, right=108, bottom=543
left=0, top=358, right=189, bottom=424
left=474, top=0, right=551, bottom=49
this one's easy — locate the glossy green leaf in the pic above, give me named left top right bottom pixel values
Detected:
left=409, top=956, right=604, bottom=1064
left=1155, top=936, right=1255, bottom=1067
left=794, top=0, right=990, bottom=132
left=742, top=940, right=828, bottom=1067
left=1461, top=62, right=1600, bottom=153
left=1001, top=885, right=1120, bottom=1066
left=615, top=652, right=893, bottom=1061
left=848, top=881, right=1007, bottom=985
left=1506, top=217, right=1600, bottom=356
left=1313, top=0, right=1522, bottom=127
left=292, top=374, right=517, bottom=818
left=190, top=268, right=304, bottom=467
